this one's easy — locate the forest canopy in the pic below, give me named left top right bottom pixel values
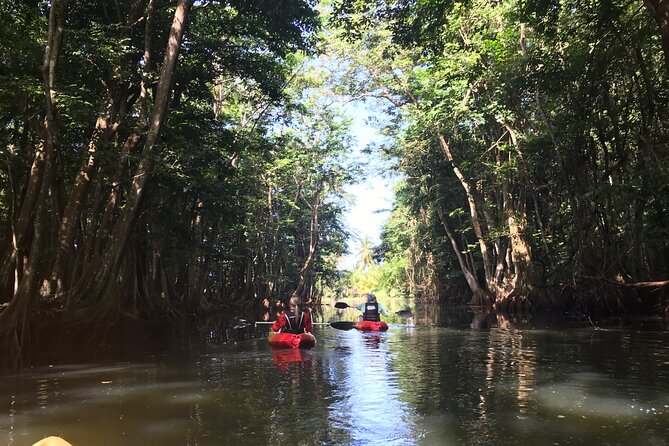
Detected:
left=0, top=0, right=358, bottom=352
left=326, top=0, right=669, bottom=311
left=1, top=0, right=669, bottom=353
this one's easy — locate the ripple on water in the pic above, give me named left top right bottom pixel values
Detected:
left=536, top=375, right=669, bottom=419
left=4, top=324, right=669, bottom=446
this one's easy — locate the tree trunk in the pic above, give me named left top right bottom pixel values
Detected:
left=186, top=198, right=206, bottom=312
left=435, top=204, right=483, bottom=296
left=91, top=0, right=192, bottom=298
left=50, top=114, right=110, bottom=292
left=503, top=126, right=534, bottom=295
left=94, top=132, right=142, bottom=258
left=295, top=193, right=322, bottom=299
left=50, top=0, right=150, bottom=293
left=0, top=139, right=44, bottom=297
left=437, top=134, right=495, bottom=288
left=644, top=0, right=669, bottom=75
left=0, top=0, right=67, bottom=352
left=505, top=192, right=532, bottom=292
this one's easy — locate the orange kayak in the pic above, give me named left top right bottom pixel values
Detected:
left=268, top=331, right=317, bottom=349
left=354, top=321, right=389, bottom=332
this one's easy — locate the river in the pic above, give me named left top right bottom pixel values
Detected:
left=2, top=307, right=669, bottom=445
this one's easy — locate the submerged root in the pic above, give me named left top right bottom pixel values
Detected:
left=0, top=301, right=31, bottom=366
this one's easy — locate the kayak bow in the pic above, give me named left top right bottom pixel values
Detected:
left=329, top=320, right=389, bottom=331
left=267, top=331, right=317, bottom=349
left=354, top=320, right=389, bottom=332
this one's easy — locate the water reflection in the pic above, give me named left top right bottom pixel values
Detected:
left=271, top=348, right=313, bottom=374
left=2, top=310, right=669, bottom=445
left=328, top=329, right=418, bottom=446
left=361, top=332, right=383, bottom=349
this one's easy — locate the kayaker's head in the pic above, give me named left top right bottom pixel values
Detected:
left=289, top=294, right=301, bottom=317
left=367, top=293, right=376, bottom=303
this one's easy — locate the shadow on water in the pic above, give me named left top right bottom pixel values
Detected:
left=3, top=301, right=669, bottom=446
left=6, top=300, right=667, bottom=372
left=415, top=303, right=669, bottom=332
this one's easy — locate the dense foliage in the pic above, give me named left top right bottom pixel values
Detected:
left=2, top=0, right=668, bottom=354
left=0, top=0, right=356, bottom=352
left=328, top=0, right=669, bottom=310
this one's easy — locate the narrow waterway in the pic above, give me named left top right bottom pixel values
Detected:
left=2, top=309, right=669, bottom=445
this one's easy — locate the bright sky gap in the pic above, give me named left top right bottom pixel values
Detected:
left=338, top=100, right=400, bottom=270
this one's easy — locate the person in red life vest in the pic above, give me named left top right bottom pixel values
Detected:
left=271, top=294, right=313, bottom=334
left=356, top=293, right=388, bottom=322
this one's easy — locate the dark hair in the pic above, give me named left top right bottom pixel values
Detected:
left=289, top=294, right=301, bottom=316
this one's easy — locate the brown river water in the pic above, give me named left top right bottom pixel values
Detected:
left=1, top=306, right=669, bottom=445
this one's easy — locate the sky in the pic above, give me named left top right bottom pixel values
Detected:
left=338, top=101, right=399, bottom=270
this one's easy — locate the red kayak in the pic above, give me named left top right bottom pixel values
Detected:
left=354, top=321, right=389, bottom=332
left=268, top=331, right=316, bottom=349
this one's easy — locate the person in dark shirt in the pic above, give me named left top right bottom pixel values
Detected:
left=355, top=293, right=388, bottom=322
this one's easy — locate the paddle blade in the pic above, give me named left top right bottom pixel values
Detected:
left=334, top=302, right=350, bottom=309
left=395, top=310, right=413, bottom=318
left=330, top=321, right=356, bottom=330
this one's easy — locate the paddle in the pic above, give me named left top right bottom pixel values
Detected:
left=329, top=321, right=356, bottom=330
left=254, top=321, right=334, bottom=328
left=334, top=301, right=413, bottom=318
